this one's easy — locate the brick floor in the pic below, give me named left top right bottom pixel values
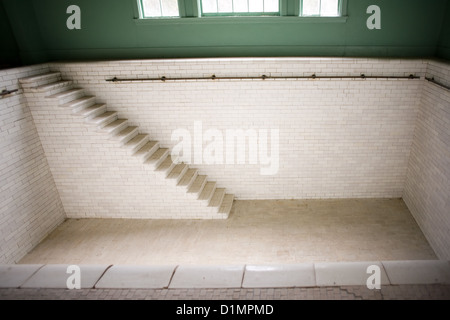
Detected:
left=0, top=285, right=449, bottom=300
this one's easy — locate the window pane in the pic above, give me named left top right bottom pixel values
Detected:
left=142, top=0, right=162, bottom=17
left=302, top=0, right=320, bottom=16
left=218, top=0, right=233, bottom=12
left=200, top=0, right=280, bottom=14
left=249, top=0, right=263, bottom=12
left=234, top=0, right=249, bottom=13
left=161, top=0, right=179, bottom=16
left=202, top=0, right=218, bottom=13
left=264, top=0, right=279, bottom=12
left=321, top=0, right=339, bottom=16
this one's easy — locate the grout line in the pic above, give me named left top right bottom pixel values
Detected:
left=18, top=264, right=46, bottom=289
left=240, top=264, right=246, bottom=288
left=379, top=261, right=390, bottom=301
left=380, top=261, right=392, bottom=286
left=312, top=263, right=317, bottom=287
left=166, top=265, right=178, bottom=289
left=92, top=264, right=113, bottom=289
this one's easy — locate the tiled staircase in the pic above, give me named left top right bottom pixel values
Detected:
left=19, top=72, right=234, bottom=219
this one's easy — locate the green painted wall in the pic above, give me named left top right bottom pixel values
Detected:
left=2, top=0, right=48, bottom=65
left=437, top=0, right=450, bottom=59
left=0, top=1, right=20, bottom=68
left=2, top=0, right=449, bottom=64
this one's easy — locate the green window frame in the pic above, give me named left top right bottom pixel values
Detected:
left=200, top=0, right=280, bottom=17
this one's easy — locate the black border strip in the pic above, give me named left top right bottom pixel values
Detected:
left=425, top=77, right=450, bottom=91
left=106, top=74, right=420, bottom=82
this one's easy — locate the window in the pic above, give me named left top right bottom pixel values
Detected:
left=201, top=0, right=279, bottom=16
left=138, top=0, right=179, bottom=18
left=134, top=0, right=347, bottom=19
left=300, top=0, right=340, bottom=17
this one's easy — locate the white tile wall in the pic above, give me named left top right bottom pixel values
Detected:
left=0, top=65, right=65, bottom=264
left=425, top=60, right=450, bottom=88
left=50, top=58, right=426, bottom=200
left=2, top=57, right=449, bottom=261
left=404, top=62, right=450, bottom=259
left=24, top=87, right=231, bottom=219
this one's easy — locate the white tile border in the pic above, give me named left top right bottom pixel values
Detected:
left=20, top=264, right=110, bottom=289
left=315, top=261, right=390, bottom=287
left=382, top=260, right=450, bottom=285
left=1, top=261, right=449, bottom=289
left=0, top=264, right=43, bottom=288
left=242, top=264, right=315, bottom=288
left=169, top=265, right=245, bottom=289
left=95, top=265, right=176, bottom=289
